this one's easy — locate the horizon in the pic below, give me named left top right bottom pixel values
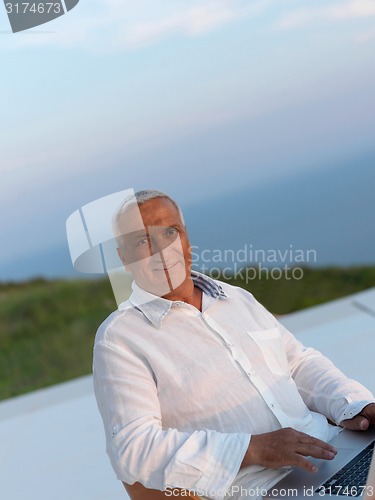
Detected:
left=2, top=150, right=375, bottom=282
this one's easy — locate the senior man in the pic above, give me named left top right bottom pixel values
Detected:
left=93, top=189, right=375, bottom=500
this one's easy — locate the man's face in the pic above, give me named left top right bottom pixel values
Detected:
left=117, top=198, right=192, bottom=297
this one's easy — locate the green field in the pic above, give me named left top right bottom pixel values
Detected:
left=1, top=266, right=374, bottom=401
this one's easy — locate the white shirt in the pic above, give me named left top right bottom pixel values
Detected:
left=93, top=272, right=374, bottom=500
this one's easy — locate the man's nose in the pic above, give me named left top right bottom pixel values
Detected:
left=147, top=226, right=178, bottom=256
left=150, top=237, right=163, bottom=255
left=149, top=232, right=168, bottom=256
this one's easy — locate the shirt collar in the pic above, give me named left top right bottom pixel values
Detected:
left=118, top=271, right=227, bottom=329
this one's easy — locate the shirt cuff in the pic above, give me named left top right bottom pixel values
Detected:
left=336, top=400, right=375, bottom=426
left=194, top=432, right=250, bottom=500
left=163, top=430, right=250, bottom=500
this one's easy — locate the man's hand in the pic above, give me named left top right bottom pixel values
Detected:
left=340, top=403, right=375, bottom=431
left=241, top=428, right=337, bottom=473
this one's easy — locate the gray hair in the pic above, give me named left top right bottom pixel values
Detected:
left=112, top=189, right=185, bottom=247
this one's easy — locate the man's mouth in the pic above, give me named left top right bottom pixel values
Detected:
left=153, top=262, right=179, bottom=271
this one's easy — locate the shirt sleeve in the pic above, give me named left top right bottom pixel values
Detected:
left=278, top=321, right=375, bottom=425
left=249, top=294, right=375, bottom=426
left=92, top=338, right=250, bottom=500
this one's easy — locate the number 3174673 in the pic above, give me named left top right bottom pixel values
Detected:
left=5, top=3, right=62, bottom=14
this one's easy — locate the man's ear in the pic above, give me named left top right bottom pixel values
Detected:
left=117, top=247, right=131, bottom=272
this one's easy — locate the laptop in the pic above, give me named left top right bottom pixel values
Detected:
left=265, top=427, right=375, bottom=499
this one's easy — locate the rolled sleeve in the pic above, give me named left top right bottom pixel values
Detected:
left=93, top=338, right=250, bottom=494
left=336, top=400, right=375, bottom=426
left=276, top=323, right=375, bottom=424
left=165, top=430, right=250, bottom=500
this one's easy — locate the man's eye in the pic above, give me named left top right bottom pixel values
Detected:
left=166, top=227, right=177, bottom=236
left=137, top=237, right=149, bottom=246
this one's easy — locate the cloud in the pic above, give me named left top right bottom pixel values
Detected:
left=278, top=0, right=375, bottom=29
left=122, top=2, right=237, bottom=48
left=103, top=0, right=272, bottom=48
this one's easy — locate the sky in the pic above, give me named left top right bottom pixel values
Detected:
left=1, top=0, right=375, bottom=278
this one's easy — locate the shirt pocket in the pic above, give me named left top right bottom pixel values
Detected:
left=247, top=327, right=290, bottom=377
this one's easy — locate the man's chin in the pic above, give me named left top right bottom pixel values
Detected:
left=139, top=271, right=188, bottom=298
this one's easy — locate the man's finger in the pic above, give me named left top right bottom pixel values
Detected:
left=341, top=415, right=369, bottom=431
left=289, top=454, right=318, bottom=473
left=296, top=444, right=337, bottom=460
left=298, top=433, right=338, bottom=454
left=361, top=403, right=375, bottom=424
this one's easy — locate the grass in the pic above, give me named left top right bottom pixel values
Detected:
left=216, top=265, right=375, bottom=315
left=0, top=278, right=116, bottom=400
left=1, top=266, right=374, bottom=400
